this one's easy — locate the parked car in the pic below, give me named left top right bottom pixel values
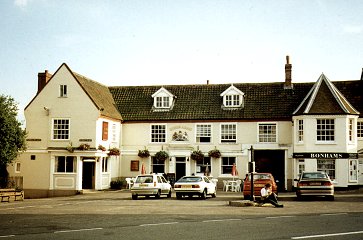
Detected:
left=131, top=174, right=172, bottom=200
left=174, top=176, right=217, bottom=199
left=243, top=173, right=278, bottom=200
left=295, top=171, right=334, bottom=200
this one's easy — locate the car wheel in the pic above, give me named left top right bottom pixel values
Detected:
left=132, top=194, right=138, bottom=200
left=327, top=195, right=334, bottom=201
left=244, top=195, right=250, bottom=200
left=167, top=190, right=172, bottom=198
left=200, top=189, right=207, bottom=200
left=155, top=190, right=161, bottom=198
left=211, top=188, right=217, bottom=198
left=176, top=193, right=182, bottom=199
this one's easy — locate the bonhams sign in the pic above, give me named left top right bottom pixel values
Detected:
left=293, top=152, right=358, bottom=159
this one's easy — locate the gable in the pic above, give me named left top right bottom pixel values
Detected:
left=25, top=63, right=122, bottom=121
left=293, top=74, right=360, bottom=115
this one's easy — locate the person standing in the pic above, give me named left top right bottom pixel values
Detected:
left=260, top=183, right=283, bottom=208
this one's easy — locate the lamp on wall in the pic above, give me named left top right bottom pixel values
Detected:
left=43, top=107, right=50, bottom=116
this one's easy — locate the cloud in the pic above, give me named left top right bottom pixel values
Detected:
left=14, top=0, right=30, bottom=9
left=343, top=25, right=362, bottom=34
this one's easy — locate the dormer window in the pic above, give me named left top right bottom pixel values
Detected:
left=220, top=85, right=244, bottom=109
left=156, top=96, right=170, bottom=108
left=152, top=87, right=174, bottom=111
left=225, top=94, right=241, bottom=107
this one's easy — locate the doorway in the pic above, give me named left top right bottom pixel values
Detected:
left=175, top=157, right=186, bottom=181
left=82, top=161, right=95, bottom=189
left=254, top=150, right=285, bottom=191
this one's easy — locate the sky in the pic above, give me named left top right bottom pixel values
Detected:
left=1, top=0, right=363, bottom=123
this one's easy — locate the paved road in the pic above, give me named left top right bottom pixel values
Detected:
left=0, top=190, right=362, bottom=239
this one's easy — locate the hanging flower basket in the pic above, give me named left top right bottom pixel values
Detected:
left=191, top=150, right=205, bottom=161
left=66, top=142, right=75, bottom=153
left=138, top=149, right=150, bottom=158
left=154, top=150, right=169, bottom=161
left=208, top=149, right=221, bottom=158
left=98, top=145, right=106, bottom=151
left=108, top=147, right=120, bottom=156
left=78, top=144, right=90, bottom=150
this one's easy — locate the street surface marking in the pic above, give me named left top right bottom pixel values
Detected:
left=0, top=235, right=15, bottom=238
left=202, top=219, right=241, bottom=223
left=291, top=230, right=363, bottom=239
left=320, top=213, right=348, bottom=216
left=54, top=228, right=103, bottom=234
left=140, top=222, right=179, bottom=227
left=266, top=216, right=295, bottom=219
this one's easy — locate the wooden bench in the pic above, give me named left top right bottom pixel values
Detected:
left=0, top=189, right=24, bottom=202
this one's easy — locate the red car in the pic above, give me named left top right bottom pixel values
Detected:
left=243, top=173, right=278, bottom=200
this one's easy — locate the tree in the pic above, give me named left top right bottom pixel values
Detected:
left=0, top=95, right=27, bottom=183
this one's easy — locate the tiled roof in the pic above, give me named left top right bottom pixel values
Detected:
left=294, top=74, right=360, bottom=115
left=72, top=71, right=122, bottom=121
left=109, top=79, right=362, bottom=122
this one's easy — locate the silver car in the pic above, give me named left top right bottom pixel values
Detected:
left=295, top=171, right=334, bottom=201
left=131, top=174, right=172, bottom=200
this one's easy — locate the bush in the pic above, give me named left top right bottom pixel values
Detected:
left=110, top=179, right=125, bottom=189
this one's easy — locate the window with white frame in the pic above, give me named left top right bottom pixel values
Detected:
left=60, top=85, right=67, bottom=97
left=55, top=156, right=76, bottom=173
left=102, top=158, right=108, bottom=173
left=258, top=123, right=276, bottom=143
left=156, top=96, right=170, bottom=108
left=297, top=119, right=304, bottom=143
left=196, top=124, right=211, bottom=143
left=349, top=159, right=358, bottom=182
left=220, top=85, right=244, bottom=108
left=52, top=119, right=70, bottom=140
left=316, top=119, right=335, bottom=142
left=348, top=118, right=354, bottom=143
left=221, top=123, right=236, bottom=143
left=152, top=87, right=174, bottom=110
left=196, top=157, right=211, bottom=175
left=357, top=121, right=362, bottom=138
left=151, top=124, right=166, bottom=143
left=225, top=95, right=241, bottom=107
left=221, top=157, right=236, bottom=174
left=317, top=159, right=335, bottom=179
left=297, top=159, right=305, bottom=175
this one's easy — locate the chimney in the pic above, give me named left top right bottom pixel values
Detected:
left=360, top=68, right=363, bottom=81
left=37, top=70, right=52, bottom=93
left=284, top=55, right=293, bottom=89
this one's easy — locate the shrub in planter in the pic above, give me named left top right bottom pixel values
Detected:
left=138, top=149, right=150, bottom=158
left=108, top=147, right=120, bottom=156
left=154, top=150, right=169, bottom=161
left=208, top=149, right=221, bottom=158
left=98, top=145, right=106, bottom=151
left=78, top=144, right=90, bottom=150
left=191, top=150, right=204, bottom=161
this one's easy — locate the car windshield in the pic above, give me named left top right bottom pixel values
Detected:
left=135, top=176, right=154, bottom=183
left=177, top=177, right=202, bottom=183
left=302, top=173, right=327, bottom=179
